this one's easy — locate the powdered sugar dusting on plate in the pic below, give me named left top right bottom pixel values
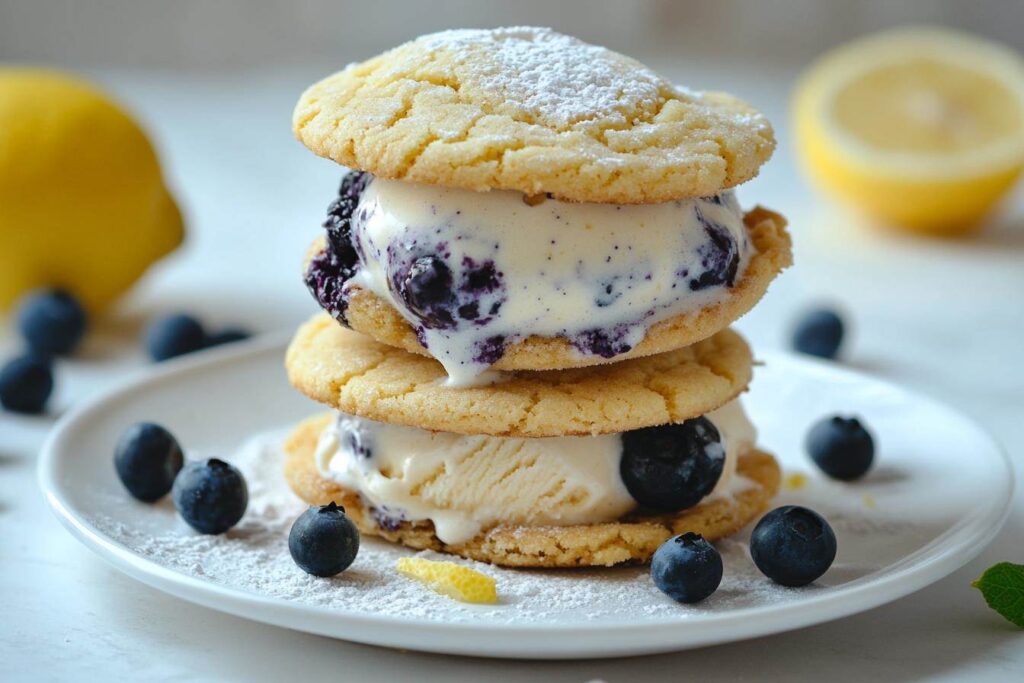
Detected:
left=90, top=431, right=926, bottom=626
left=424, top=27, right=665, bottom=129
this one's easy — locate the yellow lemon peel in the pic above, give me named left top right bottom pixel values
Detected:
left=396, top=557, right=497, bottom=604
left=783, top=472, right=809, bottom=491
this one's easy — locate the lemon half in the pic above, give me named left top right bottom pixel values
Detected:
left=794, top=27, right=1024, bottom=235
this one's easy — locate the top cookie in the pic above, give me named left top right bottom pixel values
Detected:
left=293, top=27, right=775, bottom=204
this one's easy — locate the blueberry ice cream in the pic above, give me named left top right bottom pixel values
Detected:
left=306, top=172, right=753, bottom=385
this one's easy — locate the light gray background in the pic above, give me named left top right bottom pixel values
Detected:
left=2, top=0, right=1023, bottom=69
left=1, top=1, right=1022, bottom=681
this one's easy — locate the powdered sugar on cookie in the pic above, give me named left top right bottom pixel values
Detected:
left=426, top=27, right=664, bottom=130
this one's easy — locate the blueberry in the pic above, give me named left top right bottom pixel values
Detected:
left=114, top=422, right=184, bottom=502
left=457, top=301, right=480, bottom=320
left=322, top=172, right=369, bottom=274
left=288, top=502, right=361, bottom=577
left=204, top=328, right=251, bottom=348
left=806, top=415, right=875, bottom=480
left=393, top=255, right=456, bottom=329
left=792, top=308, right=844, bottom=359
left=572, top=326, right=634, bottom=359
left=0, top=354, right=54, bottom=414
left=17, top=289, right=88, bottom=356
left=387, top=248, right=508, bottom=332
left=323, top=171, right=369, bottom=261
left=750, top=506, right=837, bottom=587
left=689, top=208, right=740, bottom=291
left=172, top=458, right=248, bottom=534
left=460, top=258, right=501, bottom=294
left=473, top=335, right=506, bottom=365
left=305, top=173, right=370, bottom=325
left=370, top=507, right=404, bottom=532
left=145, top=314, right=207, bottom=361
left=458, top=258, right=505, bottom=323
left=651, top=532, right=723, bottom=603
left=305, top=248, right=355, bottom=325
left=620, top=418, right=725, bottom=511
left=338, top=418, right=373, bottom=459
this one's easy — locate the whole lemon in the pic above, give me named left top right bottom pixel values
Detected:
left=0, top=68, right=184, bottom=312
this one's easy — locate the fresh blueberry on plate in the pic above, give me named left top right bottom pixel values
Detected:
left=651, top=532, right=723, bottom=603
left=0, top=354, right=54, bottom=414
left=807, top=415, right=875, bottom=480
left=204, top=328, right=251, bottom=348
left=172, top=458, right=248, bottom=534
left=114, top=422, right=184, bottom=502
left=17, top=289, right=88, bottom=356
left=620, top=417, right=725, bottom=511
left=750, top=505, right=837, bottom=587
left=146, top=314, right=207, bottom=361
left=288, top=502, right=361, bottom=577
left=791, top=308, right=845, bottom=359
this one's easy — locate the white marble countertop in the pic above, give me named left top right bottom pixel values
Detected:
left=1, top=65, right=1022, bottom=682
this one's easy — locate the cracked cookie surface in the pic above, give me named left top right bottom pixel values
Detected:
left=311, top=206, right=791, bottom=371
left=284, top=414, right=781, bottom=567
left=292, top=27, right=775, bottom=204
left=285, top=314, right=753, bottom=437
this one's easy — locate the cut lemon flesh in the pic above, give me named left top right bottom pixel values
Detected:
left=396, top=557, right=498, bottom=604
left=794, top=27, right=1024, bottom=234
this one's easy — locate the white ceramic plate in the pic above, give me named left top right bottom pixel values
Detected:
left=39, top=336, right=1013, bottom=659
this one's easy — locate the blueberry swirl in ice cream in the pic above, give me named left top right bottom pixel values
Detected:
left=304, top=172, right=371, bottom=325
left=305, top=172, right=753, bottom=385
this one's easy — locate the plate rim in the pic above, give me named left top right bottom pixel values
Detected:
left=37, top=339, right=1016, bottom=658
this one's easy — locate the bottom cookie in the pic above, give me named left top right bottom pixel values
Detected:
left=284, top=414, right=781, bottom=568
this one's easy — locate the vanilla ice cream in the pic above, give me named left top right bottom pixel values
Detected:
left=308, top=173, right=753, bottom=385
left=314, top=399, right=757, bottom=544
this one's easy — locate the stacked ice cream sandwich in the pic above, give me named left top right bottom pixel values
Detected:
left=284, top=27, right=792, bottom=567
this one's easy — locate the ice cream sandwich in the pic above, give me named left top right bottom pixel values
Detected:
left=283, top=27, right=788, bottom=567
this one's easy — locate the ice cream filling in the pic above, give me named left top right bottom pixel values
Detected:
left=306, top=173, right=753, bottom=386
left=314, top=399, right=757, bottom=545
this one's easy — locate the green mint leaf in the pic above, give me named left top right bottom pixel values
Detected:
left=972, top=562, right=1024, bottom=628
